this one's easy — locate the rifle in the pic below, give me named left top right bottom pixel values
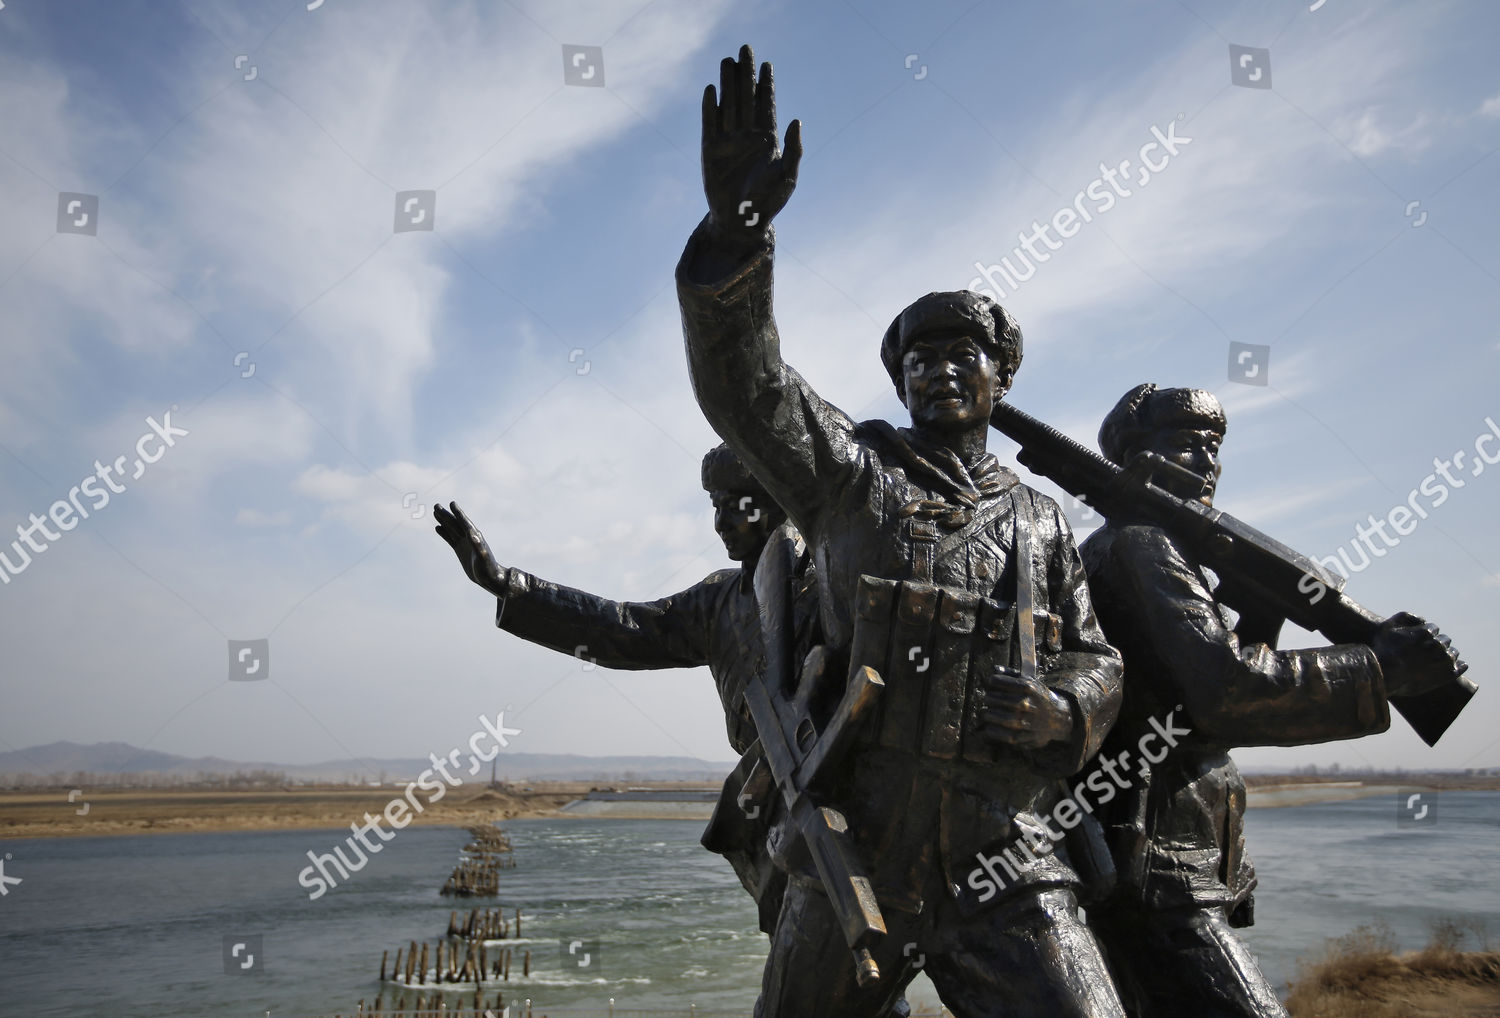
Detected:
left=990, top=401, right=1475, bottom=747
left=746, top=524, right=888, bottom=986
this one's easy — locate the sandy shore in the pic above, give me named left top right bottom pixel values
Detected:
left=1245, top=781, right=1408, bottom=808
left=0, top=783, right=588, bottom=840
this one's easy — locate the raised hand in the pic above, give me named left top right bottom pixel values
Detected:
left=980, top=666, right=1075, bottom=749
left=433, top=501, right=512, bottom=598
left=701, top=44, right=802, bottom=253
left=1373, top=611, right=1468, bottom=699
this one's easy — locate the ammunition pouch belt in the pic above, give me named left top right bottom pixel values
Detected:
left=848, top=574, right=1062, bottom=763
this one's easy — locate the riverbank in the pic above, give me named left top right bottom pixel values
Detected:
left=0, top=783, right=585, bottom=839
left=7, top=775, right=1499, bottom=838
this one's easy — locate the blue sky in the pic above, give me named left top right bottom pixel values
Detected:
left=0, top=0, right=1496, bottom=773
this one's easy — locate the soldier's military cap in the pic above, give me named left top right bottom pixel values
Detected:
left=880, top=290, right=1024, bottom=397
left=1099, top=383, right=1227, bottom=466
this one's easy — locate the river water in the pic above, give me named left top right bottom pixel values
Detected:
left=1, top=791, right=1496, bottom=1016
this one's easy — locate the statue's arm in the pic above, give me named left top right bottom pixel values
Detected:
left=1111, top=524, right=1390, bottom=746
left=435, top=501, right=717, bottom=669
left=677, top=227, right=863, bottom=535
left=676, top=46, right=861, bottom=533
left=496, top=570, right=724, bottom=671
left=1031, top=495, right=1125, bottom=775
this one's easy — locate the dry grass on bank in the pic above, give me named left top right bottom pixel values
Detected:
left=1286, top=918, right=1500, bottom=1017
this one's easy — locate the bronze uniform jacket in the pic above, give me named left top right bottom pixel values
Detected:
left=1079, top=520, right=1390, bottom=916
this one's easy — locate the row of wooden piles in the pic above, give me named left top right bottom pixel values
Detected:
left=379, top=934, right=531, bottom=987
left=464, top=824, right=516, bottom=855
left=335, top=988, right=529, bottom=1015
left=448, top=905, right=519, bottom=940
left=441, top=824, right=517, bottom=896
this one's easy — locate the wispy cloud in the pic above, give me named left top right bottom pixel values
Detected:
left=2, top=0, right=1496, bottom=772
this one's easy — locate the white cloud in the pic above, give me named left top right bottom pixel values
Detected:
left=1339, top=108, right=1433, bottom=157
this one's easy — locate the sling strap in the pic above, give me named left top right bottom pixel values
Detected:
left=1013, top=490, right=1038, bottom=682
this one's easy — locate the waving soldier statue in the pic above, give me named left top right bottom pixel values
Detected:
left=433, top=445, right=810, bottom=935
left=677, top=45, right=1128, bottom=1018
left=435, top=446, right=916, bottom=1018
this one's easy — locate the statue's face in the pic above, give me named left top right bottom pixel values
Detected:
left=710, top=489, right=775, bottom=562
left=901, top=331, right=1009, bottom=432
left=1141, top=426, right=1224, bottom=504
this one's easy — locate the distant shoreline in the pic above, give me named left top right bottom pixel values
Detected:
left=0, top=782, right=589, bottom=841
left=6, top=777, right=1496, bottom=840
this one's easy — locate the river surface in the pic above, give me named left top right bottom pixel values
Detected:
left=1, top=791, right=1496, bottom=1016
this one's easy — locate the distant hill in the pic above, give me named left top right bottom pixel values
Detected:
left=0, top=741, right=738, bottom=784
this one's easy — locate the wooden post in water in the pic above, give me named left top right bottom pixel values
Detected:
left=418, top=941, right=429, bottom=985
left=406, top=941, right=417, bottom=984
left=380, top=949, right=388, bottom=982
left=522, top=949, right=530, bottom=977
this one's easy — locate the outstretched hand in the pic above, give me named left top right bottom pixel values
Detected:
left=701, top=44, right=802, bottom=253
left=433, top=501, right=512, bottom=598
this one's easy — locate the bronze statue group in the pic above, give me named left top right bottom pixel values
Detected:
left=433, top=47, right=1472, bottom=1018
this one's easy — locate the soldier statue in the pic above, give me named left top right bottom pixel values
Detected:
left=677, top=45, right=1129, bottom=1018
left=1076, top=384, right=1465, bottom=1017
left=433, top=445, right=808, bottom=933
left=435, top=446, right=915, bottom=1018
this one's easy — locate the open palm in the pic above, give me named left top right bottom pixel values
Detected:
left=433, top=501, right=510, bottom=597
left=702, top=45, right=802, bottom=247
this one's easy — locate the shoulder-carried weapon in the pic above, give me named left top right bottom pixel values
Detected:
left=990, top=401, right=1475, bottom=747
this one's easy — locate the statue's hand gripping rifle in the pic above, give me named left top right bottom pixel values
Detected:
left=743, top=524, right=888, bottom=986
left=990, top=401, right=1475, bottom=747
